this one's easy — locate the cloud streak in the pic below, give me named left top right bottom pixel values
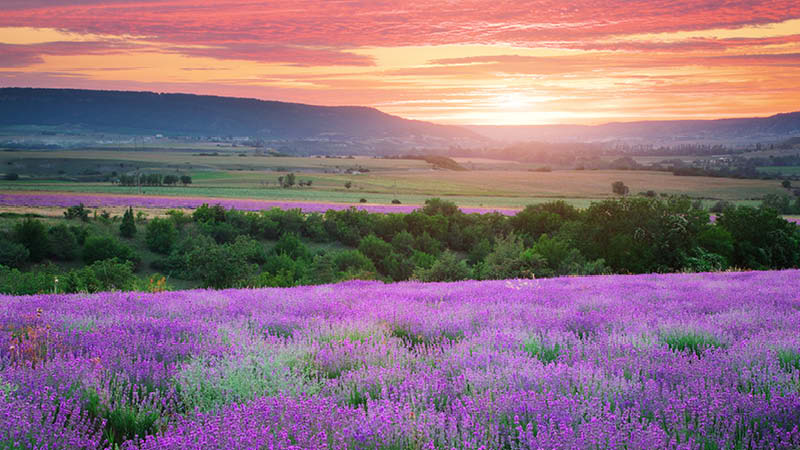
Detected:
left=1, top=0, right=799, bottom=124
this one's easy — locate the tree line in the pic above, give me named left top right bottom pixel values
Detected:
left=1, top=196, right=798, bottom=294
left=116, top=173, right=192, bottom=186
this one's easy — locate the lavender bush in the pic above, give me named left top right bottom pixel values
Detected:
left=1, top=271, right=799, bottom=449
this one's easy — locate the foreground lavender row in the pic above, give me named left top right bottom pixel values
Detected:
left=0, top=192, right=519, bottom=215
left=2, top=271, right=800, bottom=449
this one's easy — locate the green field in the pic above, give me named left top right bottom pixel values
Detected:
left=0, top=148, right=789, bottom=210
left=757, top=166, right=800, bottom=175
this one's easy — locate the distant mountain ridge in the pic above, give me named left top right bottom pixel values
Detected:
left=469, top=112, right=800, bottom=144
left=0, top=88, right=480, bottom=143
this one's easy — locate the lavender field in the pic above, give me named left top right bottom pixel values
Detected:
left=0, top=192, right=519, bottom=216
left=2, top=271, right=800, bottom=449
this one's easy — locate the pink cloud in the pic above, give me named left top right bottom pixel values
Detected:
left=2, top=1, right=798, bottom=50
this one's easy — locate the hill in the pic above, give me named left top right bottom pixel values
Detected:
left=470, top=111, right=800, bottom=144
left=0, top=88, right=480, bottom=144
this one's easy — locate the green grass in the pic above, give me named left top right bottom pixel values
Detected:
left=777, top=348, right=800, bottom=373
left=756, top=166, right=800, bottom=175
left=522, top=336, right=561, bottom=364
left=660, top=330, right=726, bottom=357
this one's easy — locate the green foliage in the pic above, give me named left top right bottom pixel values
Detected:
left=660, top=330, right=725, bottom=357
left=185, top=237, right=259, bottom=289
left=0, top=237, right=29, bottom=268
left=309, top=253, right=337, bottom=284
left=332, top=250, right=377, bottom=279
left=682, top=248, right=729, bottom=272
left=13, top=218, right=50, bottom=262
left=358, top=234, right=393, bottom=273
left=611, top=181, right=629, bottom=195
left=480, top=233, right=535, bottom=280
left=382, top=252, right=415, bottom=281
left=165, top=209, right=192, bottom=229
left=251, top=255, right=307, bottom=288
left=717, top=205, right=800, bottom=269
left=467, top=238, right=492, bottom=265
left=413, top=251, right=471, bottom=282
left=0, top=264, right=55, bottom=295
left=531, top=234, right=607, bottom=277
left=119, top=207, right=136, bottom=238
left=174, top=337, right=317, bottom=412
left=761, top=193, right=797, bottom=214
left=63, top=203, right=90, bottom=221
left=421, top=198, right=460, bottom=217
left=271, top=233, right=310, bottom=261
left=83, top=235, right=140, bottom=266
left=193, top=203, right=227, bottom=223
left=777, top=348, right=800, bottom=373
left=522, top=336, right=561, bottom=364
left=60, top=258, right=136, bottom=293
left=145, top=217, right=177, bottom=254
left=511, top=205, right=565, bottom=240
left=80, top=384, right=161, bottom=446
left=47, top=224, right=79, bottom=261
left=390, top=230, right=415, bottom=256
left=695, top=225, right=734, bottom=264
left=414, top=231, right=442, bottom=256
left=578, top=196, right=709, bottom=273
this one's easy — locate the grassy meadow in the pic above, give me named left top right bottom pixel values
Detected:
left=0, top=148, right=788, bottom=211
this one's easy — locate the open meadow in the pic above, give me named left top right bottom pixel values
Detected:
left=2, top=270, right=799, bottom=449
left=1, top=148, right=787, bottom=211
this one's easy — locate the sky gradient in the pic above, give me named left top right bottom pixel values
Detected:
left=1, top=1, right=799, bottom=125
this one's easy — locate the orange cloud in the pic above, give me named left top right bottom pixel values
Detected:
left=1, top=1, right=799, bottom=124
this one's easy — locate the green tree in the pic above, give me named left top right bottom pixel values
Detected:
left=413, top=251, right=471, bottom=282
left=120, top=207, right=137, bottom=238
left=83, top=235, right=140, bottom=266
left=145, top=218, right=178, bottom=254
left=13, top=218, right=50, bottom=262
left=48, top=224, right=79, bottom=261
left=611, top=181, right=629, bottom=196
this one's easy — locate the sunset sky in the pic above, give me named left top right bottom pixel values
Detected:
left=1, top=1, right=799, bottom=125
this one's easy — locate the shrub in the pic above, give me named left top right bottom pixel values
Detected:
left=480, top=233, right=538, bottom=279
left=716, top=205, right=800, bottom=269
left=0, top=238, right=29, bottom=268
left=421, top=198, right=460, bottom=217
left=0, top=264, right=55, bottom=295
left=47, top=224, right=79, bottom=261
left=390, top=230, right=415, bottom=256
left=271, top=233, right=310, bottom=261
left=145, top=218, right=177, bottom=254
left=413, top=251, right=471, bottom=282
left=611, top=181, right=629, bottom=196
left=332, top=250, right=376, bottom=279
left=165, top=210, right=192, bottom=229
left=13, top=218, right=50, bottom=262
left=382, top=252, right=415, bottom=281
left=185, top=238, right=259, bottom=289
left=4, top=172, right=19, bottom=181
left=359, top=198, right=367, bottom=203
left=391, top=199, right=401, bottom=204
left=64, top=203, right=90, bottom=221
left=761, top=193, right=797, bottom=214
left=193, top=203, right=226, bottom=223
left=358, top=234, right=393, bottom=272
left=60, top=258, right=136, bottom=293
left=119, top=207, right=136, bottom=238
left=709, top=200, right=732, bottom=213
left=83, top=235, right=140, bottom=266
